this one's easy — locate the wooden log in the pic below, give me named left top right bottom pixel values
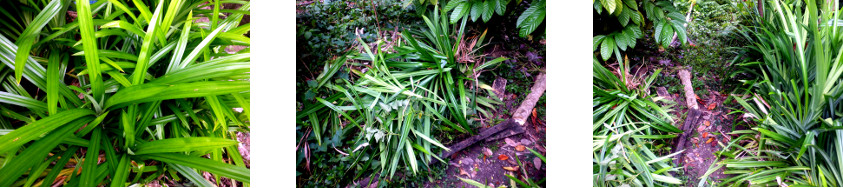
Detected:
left=673, top=69, right=702, bottom=165
left=512, top=73, right=546, bottom=125
left=485, top=125, right=526, bottom=142
left=430, top=119, right=518, bottom=165
left=430, top=73, right=546, bottom=165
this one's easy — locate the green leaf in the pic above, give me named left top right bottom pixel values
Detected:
left=80, top=128, right=102, bottom=186
left=0, top=109, right=93, bottom=154
left=130, top=0, right=166, bottom=85
left=601, top=36, right=614, bottom=61
left=133, top=137, right=238, bottom=155
left=13, top=0, right=64, bottom=84
left=0, top=116, right=92, bottom=186
left=654, top=20, right=665, bottom=44
left=593, top=35, right=606, bottom=51
left=601, top=0, right=617, bottom=14
left=482, top=0, right=494, bottom=22
left=140, top=153, right=249, bottom=183
left=76, top=0, right=104, bottom=101
left=671, top=20, right=687, bottom=45
left=0, top=91, right=47, bottom=111
left=450, top=2, right=468, bottom=24
left=104, top=81, right=250, bottom=109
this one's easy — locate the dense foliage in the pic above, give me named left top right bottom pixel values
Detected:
left=296, top=0, right=421, bottom=65
left=296, top=6, right=508, bottom=186
left=408, top=0, right=546, bottom=37
left=0, top=0, right=250, bottom=186
left=593, top=0, right=688, bottom=61
left=702, top=0, right=843, bottom=186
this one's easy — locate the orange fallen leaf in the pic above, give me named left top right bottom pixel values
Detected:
left=704, top=120, right=711, bottom=126
left=503, top=166, right=519, bottom=171
left=532, top=108, right=537, bottom=119
left=706, top=137, right=714, bottom=144
left=498, top=154, right=509, bottom=161
left=702, top=132, right=708, bottom=138
left=515, top=145, right=526, bottom=152
left=707, top=103, right=716, bottom=110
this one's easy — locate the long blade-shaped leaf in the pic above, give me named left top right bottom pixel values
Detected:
left=133, top=137, right=238, bottom=155
left=131, top=0, right=165, bottom=85
left=0, top=109, right=94, bottom=154
left=13, top=0, right=64, bottom=84
left=105, top=81, right=250, bottom=109
left=141, top=153, right=249, bottom=183
left=76, top=0, right=104, bottom=100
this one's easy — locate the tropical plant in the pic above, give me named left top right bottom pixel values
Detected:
left=593, top=0, right=688, bottom=61
left=0, top=0, right=250, bottom=186
left=296, top=6, right=507, bottom=187
left=593, top=57, right=683, bottom=186
left=409, top=0, right=545, bottom=37
left=297, top=0, right=420, bottom=64
left=703, top=0, right=843, bottom=186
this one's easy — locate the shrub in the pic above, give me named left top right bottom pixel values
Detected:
left=593, top=0, right=688, bottom=62
left=0, top=0, right=250, bottom=186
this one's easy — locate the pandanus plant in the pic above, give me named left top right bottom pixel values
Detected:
left=0, top=0, right=250, bottom=186
left=707, top=0, right=843, bottom=186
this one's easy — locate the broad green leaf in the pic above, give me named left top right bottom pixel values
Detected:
left=601, top=36, right=614, bottom=61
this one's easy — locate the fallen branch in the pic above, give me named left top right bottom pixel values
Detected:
left=672, top=69, right=702, bottom=165
left=431, top=73, right=546, bottom=165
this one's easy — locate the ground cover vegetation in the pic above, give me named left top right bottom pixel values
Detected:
left=296, top=0, right=546, bottom=187
left=0, top=0, right=250, bottom=186
left=595, top=0, right=843, bottom=186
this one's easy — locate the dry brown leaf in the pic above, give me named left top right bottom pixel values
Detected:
left=697, top=125, right=705, bottom=132
left=504, top=138, right=517, bottom=147
left=460, top=168, right=469, bottom=176
left=534, top=157, right=542, bottom=170
left=503, top=166, right=519, bottom=171
left=515, top=145, right=526, bottom=152
left=498, top=154, right=509, bottom=161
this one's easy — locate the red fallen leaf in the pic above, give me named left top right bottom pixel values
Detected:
left=711, top=140, right=717, bottom=147
left=498, top=154, right=509, bottom=161
left=702, top=132, right=708, bottom=138
left=532, top=108, right=537, bottom=119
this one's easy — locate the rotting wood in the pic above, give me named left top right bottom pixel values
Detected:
left=431, top=72, right=546, bottom=165
left=431, top=119, right=518, bottom=165
left=512, top=73, right=546, bottom=126
left=673, top=69, right=702, bottom=165
left=485, top=125, right=526, bottom=142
